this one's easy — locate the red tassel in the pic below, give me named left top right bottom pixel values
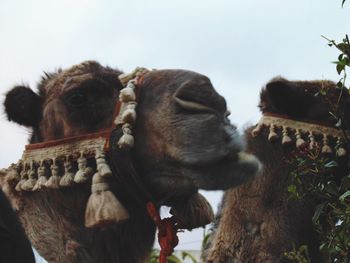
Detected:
left=147, top=202, right=179, bottom=263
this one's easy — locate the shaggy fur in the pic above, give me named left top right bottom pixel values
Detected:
left=4, top=85, right=43, bottom=127
left=0, top=185, right=35, bottom=263
left=205, top=77, right=350, bottom=263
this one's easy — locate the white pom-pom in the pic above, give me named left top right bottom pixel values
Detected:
left=33, top=163, right=47, bottom=191
left=118, top=124, right=135, bottom=149
left=118, top=134, right=134, bottom=149
left=121, top=103, right=137, bottom=124
left=60, top=160, right=75, bottom=187
left=282, top=126, right=292, bottom=145
left=96, top=151, right=112, bottom=178
left=295, top=129, right=305, bottom=148
left=21, top=169, right=37, bottom=191
left=119, top=83, right=136, bottom=102
left=336, top=137, right=347, bottom=157
left=337, top=147, right=347, bottom=157
left=46, top=164, right=60, bottom=189
left=321, top=134, right=333, bottom=154
left=268, top=125, right=278, bottom=142
left=251, top=124, right=262, bottom=137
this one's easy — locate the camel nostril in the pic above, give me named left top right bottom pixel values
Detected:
left=174, top=78, right=227, bottom=113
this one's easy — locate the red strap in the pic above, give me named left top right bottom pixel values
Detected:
left=146, top=202, right=179, bottom=263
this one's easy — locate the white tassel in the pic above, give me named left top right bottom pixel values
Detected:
left=46, top=159, right=60, bottom=189
left=118, top=124, right=134, bottom=149
left=21, top=161, right=37, bottom=191
left=251, top=123, right=263, bottom=137
left=15, top=165, right=28, bottom=192
left=268, top=124, right=278, bottom=142
left=85, top=172, right=129, bottom=228
left=121, top=102, right=137, bottom=124
left=336, top=137, right=347, bottom=157
left=5, top=164, right=20, bottom=184
left=295, top=129, right=305, bottom=148
left=60, top=158, right=75, bottom=187
left=33, top=161, right=47, bottom=191
left=321, top=134, right=333, bottom=154
left=282, top=126, right=292, bottom=145
left=74, top=152, right=94, bottom=183
left=119, top=82, right=136, bottom=102
left=96, top=151, right=112, bottom=178
left=308, top=132, right=317, bottom=150
left=118, top=67, right=149, bottom=86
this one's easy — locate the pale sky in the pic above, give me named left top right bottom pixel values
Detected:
left=0, top=0, right=349, bottom=259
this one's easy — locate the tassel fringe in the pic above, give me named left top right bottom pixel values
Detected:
left=33, top=162, right=47, bottom=191
left=21, top=162, right=37, bottom=191
left=74, top=153, right=94, bottom=183
left=60, top=159, right=75, bottom=187
left=84, top=173, right=129, bottom=228
left=251, top=115, right=348, bottom=156
left=46, top=162, right=60, bottom=189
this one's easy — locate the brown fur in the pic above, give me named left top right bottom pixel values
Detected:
left=205, top=78, right=350, bottom=263
left=2, top=61, right=261, bottom=263
left=0, top=171, right=35, bottom=263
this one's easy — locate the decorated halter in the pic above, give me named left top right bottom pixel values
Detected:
left=251, top=113, right=348, bottom=156
left=5, top=67, right=149, bottom=228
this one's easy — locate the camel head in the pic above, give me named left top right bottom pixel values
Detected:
left=259, top=77, right=350, bottom=128
left=204, top=79, right=350, bottom=263
left=4, top=61, right=260, bottom=201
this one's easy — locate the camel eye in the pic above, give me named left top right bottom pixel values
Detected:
left=174, top=96, right=216, bottom=114
left=65, top=91, right=87, bottom=107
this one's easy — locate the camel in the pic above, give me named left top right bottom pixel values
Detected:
left=205, top=77, right=350, bottom=263
left=0, top=61, right=261, bottom=263
left=0, top=188, right=35, bottom=263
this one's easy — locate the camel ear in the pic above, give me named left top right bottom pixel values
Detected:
left=262, top=79, right=314, bottom=118
left=4, top=85, right=42, bottom=127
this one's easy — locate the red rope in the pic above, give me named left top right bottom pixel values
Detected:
left=147, top=202, right=179, bottom=263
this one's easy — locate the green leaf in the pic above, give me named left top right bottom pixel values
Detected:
left=336, top=81, right=344, bottom=88
left=167, top=255, right=183, bottom=263
left=336, top=63, right=345, bottom=75
left=324, top=161, right=338, bottom=168
left=288, top=184, right=297, bottom=194
left=335, top=118, right=342, bottom=128
left=319, top=88, right=327, bottom=95
left=341, top=175, right=350, bottom=188
left=319, top=243, right=326, bottom=251
left=312, top=202, right=326, bottom=224
left=339, top=190, right=350, bottom=201
left=324, top=182, right=338, bottom=195
left=182, top=251, right=198, bottom=263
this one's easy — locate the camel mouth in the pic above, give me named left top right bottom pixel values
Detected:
left=178, top=150, right=260, bottom=170
left=236, top=151, right=262, bottom=173
left=170, top=150, right=262, bottom=191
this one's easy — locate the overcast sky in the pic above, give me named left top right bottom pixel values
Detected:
left=0, top=0, right=349, bottom=258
